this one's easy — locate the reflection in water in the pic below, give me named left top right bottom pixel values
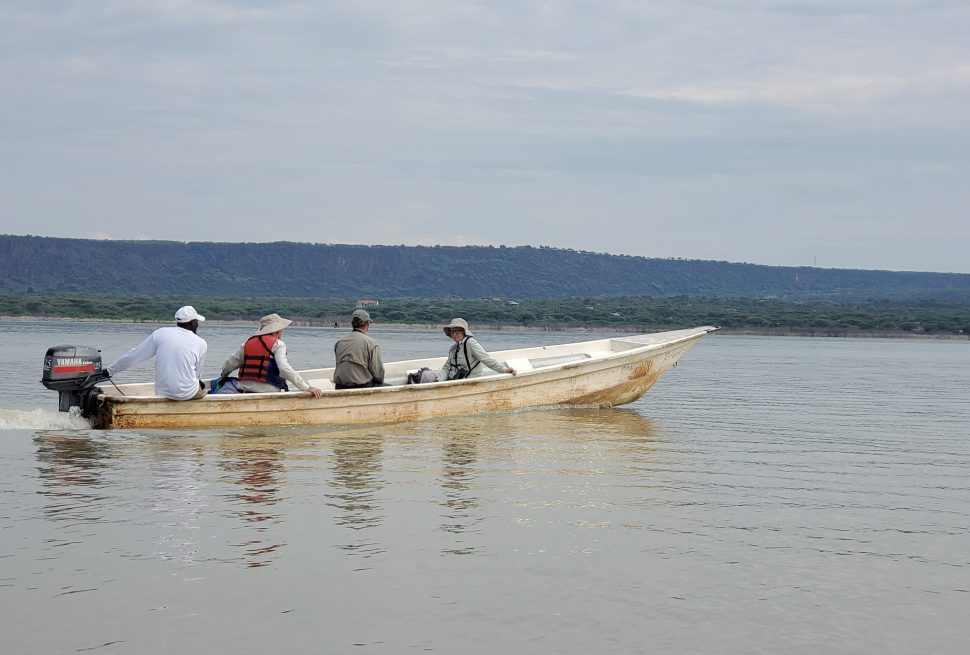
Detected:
left=439, top=432, right=483, bottom=555
left=149, top=445, right=207, bottom=566
left=33, top=432, right=110, bottom=524
left=223, top=447, right=284, bottom=523
left=426, top=408, right=660, bottom=555
left=388, top=407, right=658, bottom=447
left=30, top=408, right=659, bottom=574
left=514, top=407, right=658, bottom=442
left=220, top=443, right=286, bottom=568
left=502, top=407, right=660, bottom=475
left=326, top=433, right=385, bottom=559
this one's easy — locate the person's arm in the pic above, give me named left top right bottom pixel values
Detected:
left=369, top=342, right=385, bottom=384
left=272, top=340, right=306, bottom=389
left=467, top=338, right=515, bottom=375
left=106, top=333, right=157, bottom=376
left=220, top=345, right=244, bottom=377
left=272, top=340, right=321, bottom=396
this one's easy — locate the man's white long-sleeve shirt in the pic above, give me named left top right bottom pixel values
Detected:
left=107, top=326, right=207, bottom=400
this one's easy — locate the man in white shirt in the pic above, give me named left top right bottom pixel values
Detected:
left=105, top=305, right=209, bottom=400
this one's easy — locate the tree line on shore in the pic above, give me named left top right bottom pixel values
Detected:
left=2, top=293, right=968, bottom=336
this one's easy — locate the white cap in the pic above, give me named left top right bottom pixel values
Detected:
left=175, top=305, right=206, bottom=322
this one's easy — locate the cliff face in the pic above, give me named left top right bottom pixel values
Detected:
left=2, top=234, right=969, bottom=301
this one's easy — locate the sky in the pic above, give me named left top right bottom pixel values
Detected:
left=1, top=1, right=968, bottom=274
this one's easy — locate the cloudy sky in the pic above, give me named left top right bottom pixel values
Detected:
left=2, top=1, right=968, bottom=273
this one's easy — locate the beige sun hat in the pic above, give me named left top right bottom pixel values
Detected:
left=443, top=317, right=473, bottom=337
left=254, top=313, right=293, bottom=336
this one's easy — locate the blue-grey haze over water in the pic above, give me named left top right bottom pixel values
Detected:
left=1, top=320, right=968, bottom=654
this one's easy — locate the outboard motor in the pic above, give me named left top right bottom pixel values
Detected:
left=41, top=345, right=104, bottom=415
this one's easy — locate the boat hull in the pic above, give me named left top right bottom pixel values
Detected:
left=92, top=327, right=716, bottom=429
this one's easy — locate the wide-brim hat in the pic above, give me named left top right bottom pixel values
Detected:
left=443, top=317, right=473, bottom=337
left=254, top=313, right=292, bottom=336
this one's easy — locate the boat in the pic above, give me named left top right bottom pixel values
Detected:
left=42, top=327, right=718, bottom=430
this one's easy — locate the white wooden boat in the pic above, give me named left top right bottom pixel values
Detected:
left=84, top=327, right=718, bottom=429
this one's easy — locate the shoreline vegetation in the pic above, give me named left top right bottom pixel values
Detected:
left=2, top=293, right=968, bottom=339
left=3, top=315, right=967, bottom=340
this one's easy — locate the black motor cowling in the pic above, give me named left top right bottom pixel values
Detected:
left=41, top=345, right=104, bottom=414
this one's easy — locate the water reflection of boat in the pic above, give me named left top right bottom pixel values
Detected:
left=219, top=445, right=286, bottom=568
left=485, top=406, right=657, bottom=439
left=437, top=431, right=489, bottom=556
left=221, top=446, right=284, bottom=522
left=326, top=433, right=387, bottom=560
left=368, top=406, right=659, bottom=444
left=85, top=327, right=716, bottom=430
left=257, top=406, right=661, bottom=462
left=34, top=433, right=111, bottom=522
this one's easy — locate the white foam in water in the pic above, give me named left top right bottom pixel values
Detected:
left=0, top=407, right=94, bottom=430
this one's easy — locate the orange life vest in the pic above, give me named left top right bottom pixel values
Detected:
left=238, top=335, right=287, bottom=389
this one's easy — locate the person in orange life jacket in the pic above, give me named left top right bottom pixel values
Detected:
left=437, top=318, right=516, bottom=381
left=220, top=313, right=324, bottom=397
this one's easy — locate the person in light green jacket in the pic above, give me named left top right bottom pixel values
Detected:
left=437, top=318, right=517, bottom=381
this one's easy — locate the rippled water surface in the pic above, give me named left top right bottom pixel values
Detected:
left=1, top=321, right=969, bottom=654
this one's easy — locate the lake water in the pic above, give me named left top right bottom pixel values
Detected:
left=1, top=320, right=968, bottom=654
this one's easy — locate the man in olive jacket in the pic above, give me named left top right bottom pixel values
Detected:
left=332, top=310, right=386, bottom=389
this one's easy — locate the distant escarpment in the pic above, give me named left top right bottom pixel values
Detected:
left=2, top=234, right=969, bottom=301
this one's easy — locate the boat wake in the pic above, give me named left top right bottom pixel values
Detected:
left=0, top=407, right=94, bottom=430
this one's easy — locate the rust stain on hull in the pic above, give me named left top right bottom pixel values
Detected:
left=565, top=367, right=665, bottom=407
